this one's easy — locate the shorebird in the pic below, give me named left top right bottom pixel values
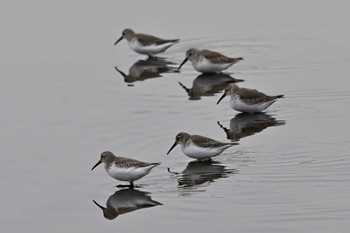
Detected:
left=167, top=132, right=238, bottom=161
left=114, top=28, right=179, bottom=57
left=91, top=151, right=160, bottom=187
left=217, top=83, right=284, bottom=113
left=178, top=48, right=243, bottom=73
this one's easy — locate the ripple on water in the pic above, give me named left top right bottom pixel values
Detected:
left=78, top=33, right=350, bottom=231
left=170, top=34, right=350, bottom=76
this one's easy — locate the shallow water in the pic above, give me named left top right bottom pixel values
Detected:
left=1, top=1, right=350, bottom=232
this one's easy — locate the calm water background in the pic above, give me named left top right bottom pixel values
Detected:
left=1, top=1, right=350, bottom=232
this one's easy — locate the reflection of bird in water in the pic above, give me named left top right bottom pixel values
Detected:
left=178, top=73, right=243, bottom=100
left=168, top=160, right=237, bottom=188
left=217, top=113, right=285, bottom=142
left=93, top=188, right=162, bottom=220
left=115, top=57, right=178, bottom=85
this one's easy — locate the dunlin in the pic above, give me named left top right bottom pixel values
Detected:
left=217, top=83, right=284, bottom=113
left=178, top=48, right=243, bottom=73
left=91, top=151, right=160, bottom=187
left=167, top=132, right=238, bottom=161
left=114, top=28, right=179, bottom=57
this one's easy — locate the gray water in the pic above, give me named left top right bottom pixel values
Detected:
left=1, top=1, right=350, bottom=232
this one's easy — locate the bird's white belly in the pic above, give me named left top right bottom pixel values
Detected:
left=193, top=58, right=233, bottom=73
left=181, top=143, right=223, bottom=160
left=230, top=96, right=275, bottom=113
left=129, top=39, right=173, bottom=55
left=107, top=165, right=149, bottom=181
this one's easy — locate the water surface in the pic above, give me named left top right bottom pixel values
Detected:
left=1, top=1, right=350, bottom=232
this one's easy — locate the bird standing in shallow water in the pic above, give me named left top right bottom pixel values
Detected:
left=114, top=28, right=179, bottom=57
left=217, top=83, right=284, bottom=113
left=91, top=151, right=160, bottom=187
left=167, top=132, right=238, bottom=161
left=178, top=48, right=243, bottom=73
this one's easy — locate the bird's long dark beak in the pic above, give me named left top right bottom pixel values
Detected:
left=177, top=57, right=189, bottom=70
left=114, top=35, right=123, bottom=46
left=93, top=200, right=105, bottom=210
left=115, top=66, right=126, bottom=78
left=167, top=141, right=178, bottom=155
left=91, top=160, right=102, bottom=171
left=217, top=92, right=226, bottom=105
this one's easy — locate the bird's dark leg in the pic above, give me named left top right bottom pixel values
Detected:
left=199, top=157, right=212, bottom=162
left=117, top=182, right=134, bottom=188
